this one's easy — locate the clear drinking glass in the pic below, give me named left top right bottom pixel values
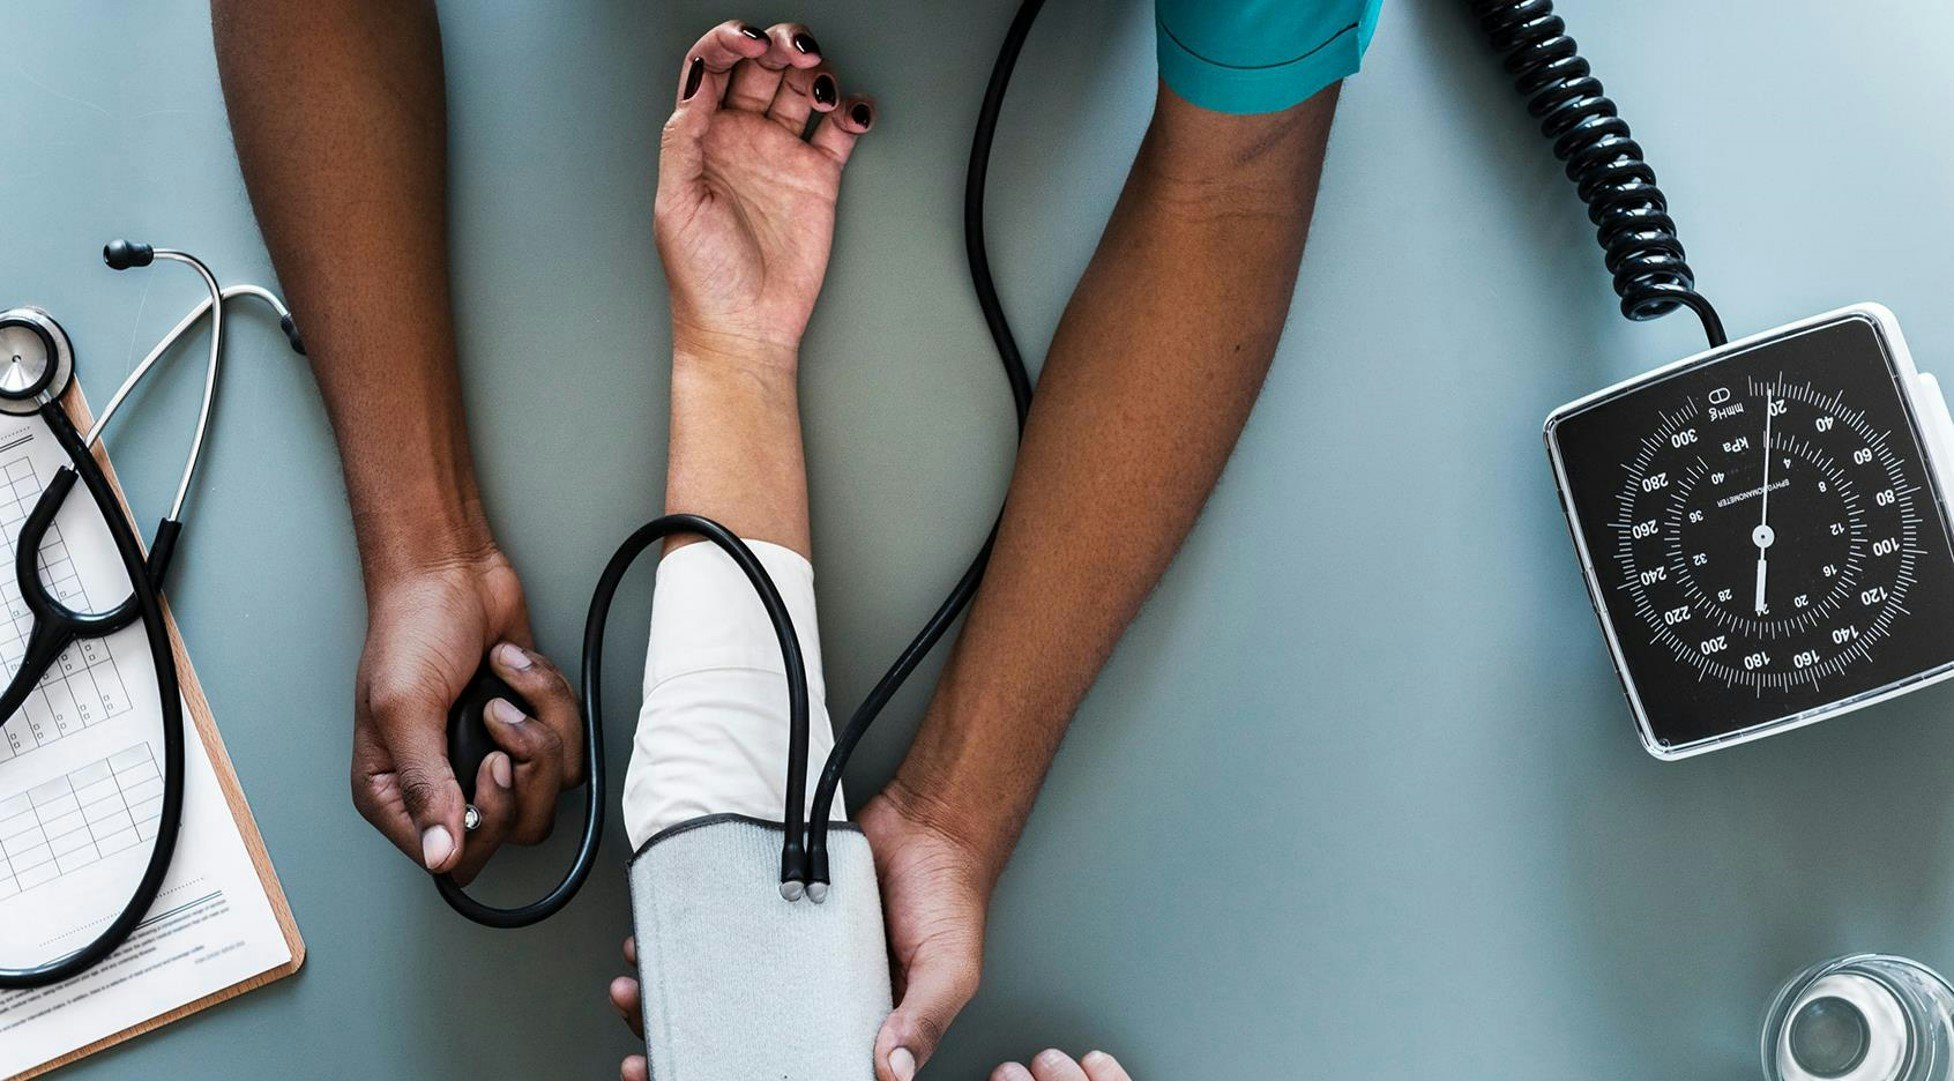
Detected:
left=1763, top=955, right=1954, bottom=1081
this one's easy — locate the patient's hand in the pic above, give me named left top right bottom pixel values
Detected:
left=992, top=1051, right=1136, bottom=1081
left=657, top=19, right=874, bottom=367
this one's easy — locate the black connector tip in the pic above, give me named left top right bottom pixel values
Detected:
left=280, top=315, right=307, bottom=355
left=102, top=239, right=154, bottom=270
left=779, top=841, right=810, bottom=901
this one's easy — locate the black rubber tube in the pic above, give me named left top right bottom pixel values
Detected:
left=804, top=0, right=1045, bottom=885
left=0, top=405, right=186, bottom=987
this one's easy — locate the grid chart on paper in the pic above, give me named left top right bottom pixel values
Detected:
left=0, top=444, right=136, bottom=763
left=0, top=743, right=162, bottom=900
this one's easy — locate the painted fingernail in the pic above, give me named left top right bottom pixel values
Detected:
left=793, top=31, right=820, bottom=55
left=421, top=825, right=454, bottom=869
left=738, top=24, right=767, bottom=41
left=850, top=102, right=873, bottom=128
left=813, top=74, right=837, bottom=107
left=890, top=1048, right=916, bottom=1081
left=487, top=698, right=525, bottom=726
left=682, top=56, right=704, bottom=100
left=490, top=751, right=513, bottom=789
left=495, top=642, right=533, bottom=670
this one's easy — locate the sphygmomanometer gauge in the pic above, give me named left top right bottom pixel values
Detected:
left=1547, top=305, right=1954, bottom=757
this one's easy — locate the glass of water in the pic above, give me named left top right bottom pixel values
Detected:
left=1764, top=955, right=1954, bottom=1081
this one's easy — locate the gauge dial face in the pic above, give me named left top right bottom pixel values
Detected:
left=1550, top=312, right=1954, bottom=754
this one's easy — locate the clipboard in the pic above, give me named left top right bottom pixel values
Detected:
left=4, top=384, right=303, bottom=1079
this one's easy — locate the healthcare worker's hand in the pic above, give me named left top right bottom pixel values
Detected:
left=352, top=548, right=584, bottom=884
left=656, top=19, right=875, bottom=366
left=860, top=785, right=994, bottom=1081
left=601, top=788, right=993, bottom=1081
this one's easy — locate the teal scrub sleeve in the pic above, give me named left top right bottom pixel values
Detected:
left=1156, top=0, right=1384, bottom=116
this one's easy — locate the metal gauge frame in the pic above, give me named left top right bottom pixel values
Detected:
left=1545, top=304, right=1954, bottom=759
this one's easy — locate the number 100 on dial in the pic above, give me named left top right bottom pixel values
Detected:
left=1547, top=306, right=1954, bottom=757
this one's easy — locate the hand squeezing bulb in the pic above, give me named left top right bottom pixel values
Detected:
left=446, top=662, right=536, bottom=832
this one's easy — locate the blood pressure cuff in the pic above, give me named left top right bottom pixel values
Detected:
left=1157, top=0, right=1384, bottom=115
left=628, top=815, right=892, bottom=1079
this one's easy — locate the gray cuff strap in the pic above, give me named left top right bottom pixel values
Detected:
left=629, top=816, right=892, bottom=1079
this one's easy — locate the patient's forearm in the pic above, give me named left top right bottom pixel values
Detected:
left=663, top=348, right=810, bottom=558
left=891, top=84, right=1340, bottom=879
left=212, top=0, right=486, bottom=586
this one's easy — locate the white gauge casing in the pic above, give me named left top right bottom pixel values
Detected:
left=1546, top=304, right=1954, bottom=760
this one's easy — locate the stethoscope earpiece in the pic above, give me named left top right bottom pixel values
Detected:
left=102, top=238, right=155, bottom=271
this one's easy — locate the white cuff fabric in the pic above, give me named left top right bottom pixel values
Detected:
left=623, top=538, right=845, bottom=850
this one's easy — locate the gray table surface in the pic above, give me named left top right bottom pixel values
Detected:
left=8, top=1, right=1954, bottom=1077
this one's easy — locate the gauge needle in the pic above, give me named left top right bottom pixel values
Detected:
left=1754, top=391, right=1775, bottom=614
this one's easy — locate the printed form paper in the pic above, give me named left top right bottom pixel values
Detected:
left=0, top=410, right=291, bottom=1078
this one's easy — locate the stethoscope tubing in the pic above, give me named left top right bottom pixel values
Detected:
left=86, top=284, right=295, bottom=459
left=0, top=403, right=186, bottom=988
left=146, top=251, right=224, bottom=522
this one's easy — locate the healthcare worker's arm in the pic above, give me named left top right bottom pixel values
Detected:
left=863, top=3, right=1379, bottom=1074
left=211, top=0, right=585, bottom=883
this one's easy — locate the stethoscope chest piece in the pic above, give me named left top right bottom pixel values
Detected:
left=0, top=308, right=74, bottom=415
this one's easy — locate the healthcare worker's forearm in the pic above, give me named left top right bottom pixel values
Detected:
left=212, top=0, right=490, bottom=587
left=890, top=84, right=1341, bottom=879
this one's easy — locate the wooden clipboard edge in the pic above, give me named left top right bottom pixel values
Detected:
left=13, top=385, right=305, bottom=1081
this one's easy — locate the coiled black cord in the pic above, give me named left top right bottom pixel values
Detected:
left=1468, top=0, right=1727, bottom=347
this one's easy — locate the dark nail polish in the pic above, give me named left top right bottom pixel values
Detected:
left=793, top=32, right=820, bottom=55
left=738, top=24, right=767, bottom=41
left=850, top=103, right=872, bottom=128
left=813, top=75, right=837, bottom=107
left=682, top=56, right=704, bottom=100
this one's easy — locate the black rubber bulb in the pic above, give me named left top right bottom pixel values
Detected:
left=447, top=661, right=536, bottom=814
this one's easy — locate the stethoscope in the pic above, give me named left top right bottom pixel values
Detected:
left=0, top=240, right=300, bottom=988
